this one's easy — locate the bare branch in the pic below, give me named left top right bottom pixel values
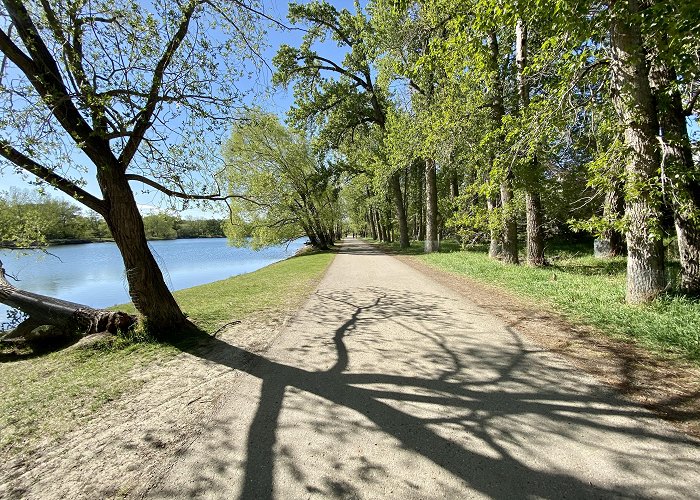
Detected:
left=118, top=0, right=201, bottom=168
left=0, top=139, right=107, bottom=215
left=124, top=173, right=271, bottom=207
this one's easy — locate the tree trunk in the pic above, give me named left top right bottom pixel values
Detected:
left=610, top=0, right=666, bottom=303
left=486, top=194, right=501, bottom=258
left=499, top=180, right=519, bottom=264
left=1, top=260, right=136, bottom=341
left=424, top=158, right=439, bottom=252
left=525, top=191, right=546, bottom=266
left=650, top=61, right=700, bottom=294
left=516, top=19, right=545, bottom=266
left=390, top=172, right=410, bottom=248
left=98, top=167, right=189, bottom=334
left=450, top=174, right=459, bottom=199
left=488, top=30, right=518, bottom=264
left=598, top=183, right=626, bottom=258
left=367, top=213, right=377, bottom=240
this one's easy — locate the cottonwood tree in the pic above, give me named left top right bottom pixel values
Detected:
left=0, top=0, right=263, bottom=335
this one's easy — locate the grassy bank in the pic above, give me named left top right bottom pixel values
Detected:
left=377, top=239, right=700, bottom=363
left=0, top=251, right=334, bottom=457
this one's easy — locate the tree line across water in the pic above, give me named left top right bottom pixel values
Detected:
left=0, top=190, right=224, bottom=247
left=0, top=0, right=698, bottom=339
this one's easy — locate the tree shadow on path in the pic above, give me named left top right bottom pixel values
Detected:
left=164, top=285, right=699, bottom=499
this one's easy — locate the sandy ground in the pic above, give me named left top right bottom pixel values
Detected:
left=2, top=239, right=699, bottom=499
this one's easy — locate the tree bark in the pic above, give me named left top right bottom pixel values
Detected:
left=390, top=172, right=410, bottom=248
left=486, top=194, right=501, bottom=258
left=424, top=158, right=439, bottom=252
left=450, top=174, right=459, bottom=199
left=98, top=167, right=189, bottom=333
left=1, top=260, right=136, bottom=341
left=525, top=191, right=546, bottom=266
left=610, top=0, right=666, bottom=303
left=598, top=182, right=626, bottom=258
left=488, top=30, right=518, bottom=264
left=649, top=61, right=700, bottom=294
left=516, top=19, right=545, bottom=266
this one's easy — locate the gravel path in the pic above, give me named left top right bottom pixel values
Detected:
left=146, top=239, right=700, bottom=499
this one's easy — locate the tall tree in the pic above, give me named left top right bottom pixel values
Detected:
left=0, top=0, right=262, bottom=333
left=516, top=18, right=546, bottom=266
left=609, top=0, right=667, bottom=303
left=222, top=110, right=340, bottom=250
left=645, top=0, right=700, bottom=294
left=487, top=29, right=518, bottom=264
left=273, top=1, right=410, bottom=248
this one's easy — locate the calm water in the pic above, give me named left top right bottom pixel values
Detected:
left=0, top=238, right=305, bottom=321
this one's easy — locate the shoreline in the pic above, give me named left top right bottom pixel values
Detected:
left=0, top=235, right=231, bottom=249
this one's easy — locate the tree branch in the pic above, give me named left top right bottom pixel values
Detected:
left=119, top=0, right=201, bottom=168
left=684, top=88, right=700, bottom=116
left=125, top=173, right=271, bottom=207
left=300, top=54, right=369, bottom=89
left=1, top=0, right=116, bottom=166
left=0, top=139, right=106, bottom=215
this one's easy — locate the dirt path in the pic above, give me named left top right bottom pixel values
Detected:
left=141, top=239, right=699, bottom=499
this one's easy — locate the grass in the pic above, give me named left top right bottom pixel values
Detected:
left=375, top=238, right=700, bottom=363
left=0, top=251, right=334, bottom=457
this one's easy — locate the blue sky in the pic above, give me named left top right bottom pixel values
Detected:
left=0, top=0, right=361, bottom=218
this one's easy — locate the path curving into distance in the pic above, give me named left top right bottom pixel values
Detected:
left=148, top=238, right=699, bottom=499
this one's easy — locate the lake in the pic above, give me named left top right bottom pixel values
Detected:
left=0, top=237, right=306, bottom=324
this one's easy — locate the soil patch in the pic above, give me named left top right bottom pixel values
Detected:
left=0, top=314, right=292, bottom=500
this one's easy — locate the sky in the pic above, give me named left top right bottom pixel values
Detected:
left=0, top=0, right=362, bottom=218
left=2, top=0, right=698, bottom=218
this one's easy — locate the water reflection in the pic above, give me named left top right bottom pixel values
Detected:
left=0, top=238, right=305, bottom=320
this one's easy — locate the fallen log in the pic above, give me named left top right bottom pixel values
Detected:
left=0, top=259, right=137, bottom=342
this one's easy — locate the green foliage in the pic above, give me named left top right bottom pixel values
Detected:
left=0, top=189, right=99, bottom=246
left=0, top=189, right=225, bottom=246
left=222, top=109, right=341, bottom=249
left=142, top=214, right=178, bottom=240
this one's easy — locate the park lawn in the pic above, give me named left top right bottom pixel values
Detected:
left=380, top=239, right=700, bottom=363
left=0, top=251, right=334, bottom=457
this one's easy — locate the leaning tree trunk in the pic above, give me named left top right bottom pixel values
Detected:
left=98, top=167, right=189, bottom=334
left=517, top=19, right=546, bottom=266
left=488, top=30, right=518, bottom=264
left=390, top=172, right=410, bottom=248
left=610, top=0, right=666, bottom=303
left=0, top=260, right=136, bottom=342
left=650, top=61, right=700, bottom=294
left=424, top=158, right=439, bottom=252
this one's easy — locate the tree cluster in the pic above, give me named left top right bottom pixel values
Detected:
left=273, top=0, right=700, bottom=304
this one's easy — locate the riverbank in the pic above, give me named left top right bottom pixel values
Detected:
left=0, top=235, right=236, bottom=249
left=0, top=250, right=334, bottom=471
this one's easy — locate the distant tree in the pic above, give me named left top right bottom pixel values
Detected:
left=143, top=214, right=178, bottom=240
left=222, top=110, right=340, bottom=249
